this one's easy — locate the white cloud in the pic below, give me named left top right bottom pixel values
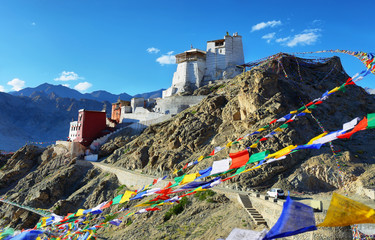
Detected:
left=156, top=51, right=176, bottom=65
left=0, top=85, right=5, bottom=92
left=31, top=22, right=36, bottom=26
left=286, top=29, right=321, bottom=47
left=74, top=82, right=92, bottom=92
left=276, top=37, right=290, bottom=43
left=251, top=20, right=282, bottom=32
left=54, top=71, right=83, bottom=81
left=146, top=47, right=160, bottom=54
left=7, top=78, right=25, bottom=91
left=62, top=84, right=70, bottom=87
left=262, top=32, right=276, bottom=43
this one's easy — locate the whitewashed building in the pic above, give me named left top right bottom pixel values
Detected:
left=163, top=33, right=244, bottom=98
left=69, top=121, right=79, bottom=141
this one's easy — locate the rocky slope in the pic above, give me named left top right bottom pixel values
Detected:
left=0, top=54, right=375, bottom=239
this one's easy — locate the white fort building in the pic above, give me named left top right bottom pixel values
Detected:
left=163, top=32, right=244, bottom=98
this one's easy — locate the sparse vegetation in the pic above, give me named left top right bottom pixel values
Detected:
left=163, top=197, right=190, bottom=221
left=103, top=213, right=118, bottom=223
left=194, top=189, right=216, bottom=201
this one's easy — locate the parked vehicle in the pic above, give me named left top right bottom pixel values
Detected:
left=266, top=188, right=285, bottom=199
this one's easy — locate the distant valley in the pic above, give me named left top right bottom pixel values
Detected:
left=0, top=83, right=165, bottom=151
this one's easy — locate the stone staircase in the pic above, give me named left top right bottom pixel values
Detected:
left=238, top=193, right=267, bottom=226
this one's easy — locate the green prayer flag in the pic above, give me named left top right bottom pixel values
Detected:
left=248, top=150, right=270, bottom=164
left=308, top=104, right=317, bottom=109
left=174, top=174, right=185, bottom=183
left=235, top=165, right=246, bottom=175
left=298, top=106, right=305, bottom=111
left=280, top=124, right=289, bottom=128
left=262, top=124, right=270, bottom=129
left=338, top=83, right=346, bottom=92
left=37, top=222, right=42, bottom=229
left=367, top=113, right=375, bottom=129
left=112, top=194, right=123, bottom=205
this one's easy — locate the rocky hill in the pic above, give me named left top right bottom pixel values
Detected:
left=0, top=54, right=375, bottom=239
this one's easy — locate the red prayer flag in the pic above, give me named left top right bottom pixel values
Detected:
left=152, top=179, right=157, bottom=185
left=209, top=149, right=215, bottom=156
left=180, top=192, right=196, bottom=197
left=229, top=150, right=249, bottom=169
left=270, top=119, right=277, bottom=124
left=182, top=163, right=188, bottom=169
left=314, top=101, right=323, bottom=105
left=259, top=137, right=268, bottom=142
left=337, top=117, right=368, bottom=139
left=146, top=207, right=160, bottom=212
left=223, top=175, right=237, bottom=182
left=100, top=201, right=113, bottom=209
left=286, top=118, right=295, bottom=123
left=305, top=102, right=314, bottom=107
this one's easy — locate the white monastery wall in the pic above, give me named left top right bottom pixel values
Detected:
left=154, top=95, right=206, bottom=115
left=69, top=121, right=78, bottom=141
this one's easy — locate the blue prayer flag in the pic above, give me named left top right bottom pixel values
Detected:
left=263, top=195, right=317, bottom=239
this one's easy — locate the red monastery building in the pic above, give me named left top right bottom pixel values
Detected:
left=69, top=109, right=108, bottom=147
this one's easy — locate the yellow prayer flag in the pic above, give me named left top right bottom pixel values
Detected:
left=242, top=166, right=261, bottom=174
left=317, top=192, right=375, bottom=227
left=307, top=132, right=328, bottom=145
left=250, top=143, right=258, bottom=148
left=274, top=127, right=283, bottom=132
left=302, top=109, right=312, bottom=113
left=226, top=141, right=233, bottom=147
left=197, top=155, right=204, bottom=161
left=180, top=173, right=200, bottom=185
left=290, top=110, right=298, bottom=114
left=75, top=209, right=85, bottom=217
left=267, top=145, right=297, bottom=159
left=120, top=190, right=135, bottom=203
left=328, top=86, right=340, bottom=94
left=257, top=128, right=266, bottom=132
left=134, top=202, right=152, bottom=207
left=173, top=169, right=178, bottom=175
left=194, top=186, right=207, bottom=192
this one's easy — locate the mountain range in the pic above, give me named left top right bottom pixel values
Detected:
left=9, top=83, right=165, bottom=103
left=0, top=83, right=165, bottom=151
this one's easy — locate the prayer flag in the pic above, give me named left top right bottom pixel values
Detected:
left=267, top=145, right=297, bottom=159
left=248, top=150, right=269, bottom=164
left=180, top=173, right=200, bottom=185
left=337, top=117, right=368, bottom=139
left=367, top=113, right=375, bottom=129
left=120, top=191, right=135, bottom=203
left=293, top=143, right=323, bottom=151
left=210, top=158, right=231, bottom=175
left=318, top=193, right=375, bottom=227
left=342, top=117, right=360, bottom=132
left=312, top=130, right=343, bottom=144
left=307, top=132, right=328, bottom=145
left=328, top=86, right=340, bottom=94
left=196, top=167, right=212, bottom=180
left=263, top=196, right=317, bottom=239
left=112, top=194, right=123, bottom=205
left=210, top=146, right=224, bottom=156
left=302, top=109, right=312, bottom=113
left=279, top=124, right=288, bottom=128
left=250, top=143, right=258, bottom=148
left=75, top=209, right=85, bottom=217
left=109, top=219, right=122, bottom=226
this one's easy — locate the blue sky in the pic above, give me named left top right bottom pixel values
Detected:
left=0, top=0, right=374, bottom=95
